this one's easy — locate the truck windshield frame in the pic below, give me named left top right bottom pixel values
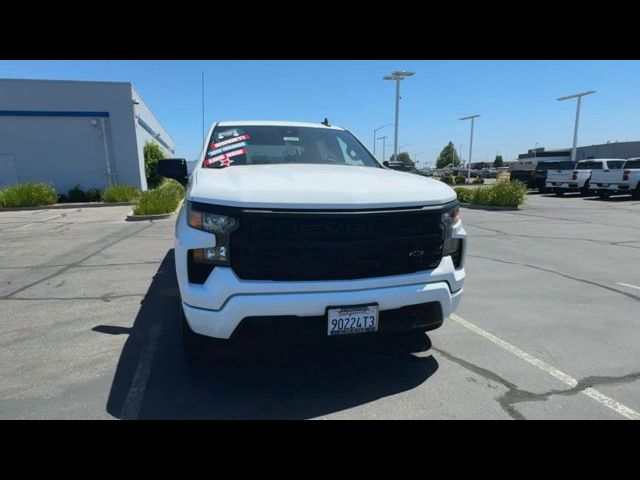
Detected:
left=576, top=161, right=603, bottom=170
left=623, top=159, right=640, bottom=169
left=202, top=125, right=381, bottom=169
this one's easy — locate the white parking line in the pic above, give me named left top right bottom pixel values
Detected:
left=450, top=314, right=640, bottom=420
left=617, top=282, right=640, bottom=291
left=120, top=323, right=163, bottom=420
left=14, top=223, right=34, bottom=230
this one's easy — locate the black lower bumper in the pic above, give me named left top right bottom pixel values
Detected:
left=231, top=302, right=443, bottom=343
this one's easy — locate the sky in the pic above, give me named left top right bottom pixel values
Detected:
left=2, top=60, right=640, bottom=168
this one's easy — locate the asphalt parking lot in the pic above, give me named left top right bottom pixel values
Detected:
left=1, top=193, right=639, bottom=419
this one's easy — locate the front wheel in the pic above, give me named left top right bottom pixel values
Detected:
left=580, top=182, right=591, bottom=196
left=555, top=190, right=564, bottom=196
left=539, top=186, right=548, bottom=194
left=599, top=191, right=611, bottom=200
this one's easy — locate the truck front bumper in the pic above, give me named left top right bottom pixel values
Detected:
left=175, top=206, right=467, bottom=340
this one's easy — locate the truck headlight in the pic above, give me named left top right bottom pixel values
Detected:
left=187, top=202, right=239, bottom=268
left=187, top=202, right=238, bottom=234
left=442, top=204, right=463, bottom=266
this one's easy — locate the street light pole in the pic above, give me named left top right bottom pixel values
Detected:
left=557, top=90, right=595, bottom=164
left=460, top=114, right=480, bottom=181
left=383, top=70, right=415, bottom=162
left=460, top=115, right=480, bottom=181
left=378, top=136, right=388, bottom=163
left=373, top=123, right=393, bottom=159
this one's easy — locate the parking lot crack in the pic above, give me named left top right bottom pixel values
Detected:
left=435, top=347, right=640, bottom=420
left=468, top=254, right=640, bottom=302
left=433, top=347, right=531, bottom=420
left=0, top=223, right=153, bottom=299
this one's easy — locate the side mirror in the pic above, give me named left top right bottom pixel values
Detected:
left=383, top=161, right=390, bottom=167
left=157, top=158, right=189, bottom=186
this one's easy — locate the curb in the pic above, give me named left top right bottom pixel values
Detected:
left=126, top=212, right=175, bottom=221
left=0, top=202, right=132, bottom=212
left=125, top=199, right=183, bottom=222
left=460, top=202, right=520, bottom=211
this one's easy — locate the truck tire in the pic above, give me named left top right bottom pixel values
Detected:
left=555, top=190, right=564, bottom=196
left=633, top=186, right=640, bottom=199
left=580, top=182, right=591, bottom=196
left=598, top=191, right=611, bottom=200
left=538, top=186, right=548, bottom=194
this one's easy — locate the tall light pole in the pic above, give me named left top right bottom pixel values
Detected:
left=557, top=90, right=595, bottom=164
left=458, top=143, right=463, bottom=168
left=460, top=114, right=480, bottom=181
left=378, top=136, right=388, bottom=163
left=373, top=123, right=393, bottom=159
left=383, top=70, right=415, bottom=162
left=413, top=152, right=425, bottom=169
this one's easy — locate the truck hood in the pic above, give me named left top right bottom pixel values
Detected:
left=188, top=164, right=456, bottom=209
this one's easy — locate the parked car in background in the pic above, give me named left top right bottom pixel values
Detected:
left=512, top=160, right=574, bottom=193
left=546, top=159, right=624, bottom=196
left=481, top=169, right=498, bottom=179
left=592, top=157, right=640, bottom=199
left=385, top=161, right=408, bottom=172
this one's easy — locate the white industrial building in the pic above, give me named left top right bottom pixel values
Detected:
left=0, top=78, right=175, bottom=193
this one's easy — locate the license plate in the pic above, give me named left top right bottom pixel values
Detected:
left=327, top=304, right=379, bottom=336
left=601, top=183, right=610, bottom=187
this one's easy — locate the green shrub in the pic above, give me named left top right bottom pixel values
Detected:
left=103, top=184, right=141, bottom=203
left=453, top=181, right=526, bottom=208
left=86, top=188, right=103, bottom=202
left=68, top=184, right=87, bottom=202
left=488, top=180, right=527, bottom=207
left=57, top=194, right=69, bottom=203
left=440, top=175, right=454, bottom=185
left=455, top=175, right=467, bottom=185
left=157, top=178, right=186, bottom=199
left=0, top=183, right=57, bottom=208
left=454, top=187, right=471, bottom=203
left=144, top=142, right=165, bottom=189
left=133, top=187, right=182, bottom=215
left=472, top=176, right=484, bottom=185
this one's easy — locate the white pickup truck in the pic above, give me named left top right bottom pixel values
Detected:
left=157, top=120, right=467, bottom=359
left=546, top=159, right=625, bottom=196
left=590, top=158, right=640, bottom=199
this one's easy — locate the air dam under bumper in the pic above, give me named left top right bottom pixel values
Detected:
left=183, top=280, right=463, bottom=339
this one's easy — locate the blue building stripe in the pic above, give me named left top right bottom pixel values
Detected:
left=0, top=110, right=109, bottom=117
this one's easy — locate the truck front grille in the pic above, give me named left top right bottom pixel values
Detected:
left=229, top=207, right=445, bottom=281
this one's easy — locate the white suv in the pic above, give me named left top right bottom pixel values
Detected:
left=159, top=120, right=467, bottom=356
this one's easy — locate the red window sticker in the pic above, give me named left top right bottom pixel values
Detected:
left=210, top=134, right=250, bottom=150
left=204, top=148, right=246, bottom=167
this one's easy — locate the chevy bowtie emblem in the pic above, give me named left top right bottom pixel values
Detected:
left=409, top=250, right=424, bottom=258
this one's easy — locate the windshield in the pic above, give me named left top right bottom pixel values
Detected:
left=607, top=160, right=625, bottom=169
left=576, top=161, right=603, bottom=170
left=202, top=125, right=379, bottom=169
left=624, top=159, right=640, bottom=169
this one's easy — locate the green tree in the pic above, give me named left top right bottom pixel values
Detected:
left=436, top=142, right=461, bottom=169
left=144, top=141, right=165, bottom=188
left=493, top=155, right=504, bottom=168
